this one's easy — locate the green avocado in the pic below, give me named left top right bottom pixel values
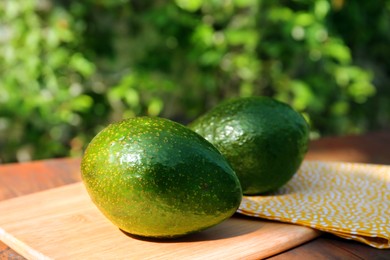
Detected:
left=81, top=117, right=242, bottom=238
left=189, top=96, right=310, bottom=195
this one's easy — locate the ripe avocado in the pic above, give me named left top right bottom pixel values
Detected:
left=81, top=117, right=242, bottom=238
left=189, top=96, right=310, bottom=195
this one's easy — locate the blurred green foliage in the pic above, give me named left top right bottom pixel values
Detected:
left=0, top=0, right=389, bottom=163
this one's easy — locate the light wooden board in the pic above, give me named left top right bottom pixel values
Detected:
left=0, top=182, right=320, bottom=260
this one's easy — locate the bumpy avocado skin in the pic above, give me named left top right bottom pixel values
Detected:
left=189, top=96, right=309, bottom=195
left=81, top=117, right=242, bottom=238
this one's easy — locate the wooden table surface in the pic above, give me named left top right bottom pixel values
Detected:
left=1, top=131, right=389, bottom=259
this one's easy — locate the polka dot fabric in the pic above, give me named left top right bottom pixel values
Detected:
left=237, top=161, right=390, bottom=249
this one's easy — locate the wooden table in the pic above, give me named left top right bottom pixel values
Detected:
left=1, top=131, right=389, bottom=259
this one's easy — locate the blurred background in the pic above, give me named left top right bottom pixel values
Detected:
left=0, top=0, right=389, bottom=163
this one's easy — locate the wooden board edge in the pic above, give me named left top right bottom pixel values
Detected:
left=262, top=228, right=322, bottom=259
left=0, top=227, right=51, bottom=260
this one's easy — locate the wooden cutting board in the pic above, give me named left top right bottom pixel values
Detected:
left=0, top=182, right=320, bottom=260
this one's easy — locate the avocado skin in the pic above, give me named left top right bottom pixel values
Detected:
left=189, top=96, right=310, bottom=195
left=81, top=117, right=242, bottom=238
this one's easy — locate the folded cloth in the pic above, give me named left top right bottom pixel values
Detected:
left=237, top=161, right=390, bottom=249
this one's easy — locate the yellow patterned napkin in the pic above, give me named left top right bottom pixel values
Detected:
left=237, top=161, right=390, bottom=249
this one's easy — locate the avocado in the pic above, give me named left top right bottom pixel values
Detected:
left=81, top=117, right=242, bottom=238
left=189, top=96, right=310, bottom=195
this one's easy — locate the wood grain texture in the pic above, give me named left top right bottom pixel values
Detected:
left=267, top=234, right=390, bottom=260
left=0, top=157, right=81, bottom=201
left=305, top=131, right=390, bottom=165
left=0, top=182, right=320, bottom=260
left=0, top=158, right=82, bottom=259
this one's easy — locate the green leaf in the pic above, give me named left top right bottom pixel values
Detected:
left=69, top=53, right=95, bottom=77
left=70, top=94, right=93, bottom=112
left=234, top=0, right=256, bottom=8
left=124, top=88, right=140, bottom=107
left=147, top=98, right=164, bottom=116
left=290, top=81, right=314, bottom=111
left=192, top=24, right=214, bottom=47
left=294, top=12, right=315, bottom=27
left=323, top=40, right=351, bottom=64
left=268, top=7, right=293, bottom=22
left=175, top=0, right=203, bottom=12
left=314, top=0, right=330, bottom=19
left=330, top=101, right=349, bottom=115
left=225, top=29, right=258, bottom=47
